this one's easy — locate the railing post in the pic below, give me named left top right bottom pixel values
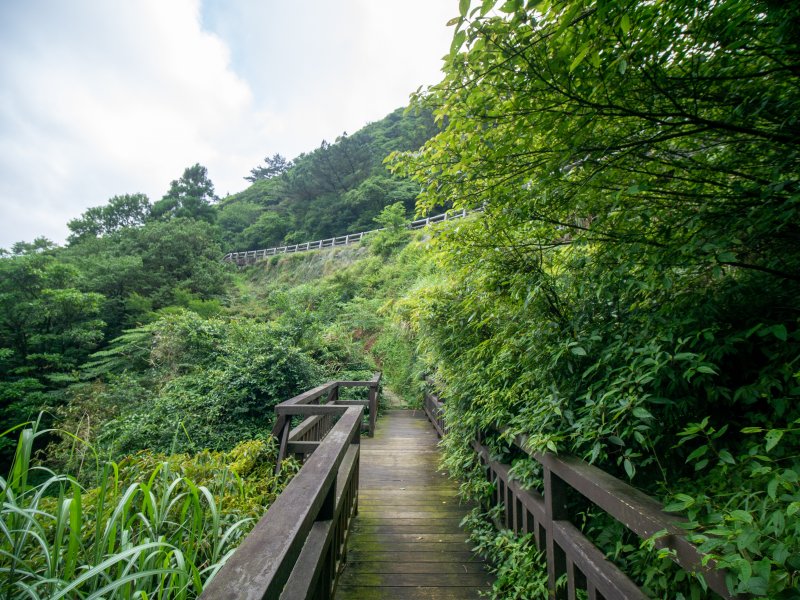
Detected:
left=272, top=416, right=292, bottom=475
left=544, top=466, right=569, bottom=599
left=368, top=384, right=377, bottom=437
left=319, top=475, right=336, bottom=521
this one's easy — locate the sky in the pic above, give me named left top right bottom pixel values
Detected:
left=0, top=0, right=456, bottom=249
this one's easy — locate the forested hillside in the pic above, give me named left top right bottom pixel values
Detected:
left=2, top=0, right=799, bottom=598
left=215, top=107, right=438, bottom=251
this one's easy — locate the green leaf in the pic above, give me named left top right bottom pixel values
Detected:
left=769, top=324, right=788, bottom=341
left=741, top=426, right=764, bottom=434
left=729, top=509, right=753, bottom=524
left=664, top=493, right=694, bottom=512
left=480, top=0, right=495, bottom=16
left=460, top=0, right=470, bottom=17
left=570, top=46, right=590, bottom=72
left=618, top=58, right=627, bottom=74
left=767, top=478, right=779, bottom=500
left=624, top=458, right=634, bottom=479
left=500, top=0, right=520, bottom=13
left=765, top=429, right=783, bottom=452
left=620, top=14, right=630, bottom=35
left=570, top=345, right=587, bottom=356
left=696, top=365, right=717, bottom=375
left=686, top=445, right=709, bottom=462
left=450, top=30, right=467, bottom=57
left=718, top=449, right=735, bottom=465
left=632, top=407, right=653, bottom=420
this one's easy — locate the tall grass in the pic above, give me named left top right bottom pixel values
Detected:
left=0, top=419, right=267, bottom=599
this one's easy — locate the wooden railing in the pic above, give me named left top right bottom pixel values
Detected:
left=423, top=387, right=446, bottom=437
left=423, top=389, right=738, bottom=600
left=201, top=373, right=380, bottom=600
left=223, top=208, right=477, bottom=266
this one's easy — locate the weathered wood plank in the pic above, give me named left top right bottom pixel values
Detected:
left=347, top=541, right=474, bottom=553
left=356, top=512, right=463, bottom=531
left=346, top=551, right=483, bottom=563
left=355, top=510, right=467, bottom=519
left=342, top=561, right=488, bottom=574
left=350, top=524, right=466, bottom=536
left=338, top=572, right=491, bottom=587
left=335, top=587, right=486, bottom=600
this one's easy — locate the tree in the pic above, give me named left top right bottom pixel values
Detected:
left=0, top=253, right=106, bottom=460
left=151, top=164, right=218, bottom=222
left=238, top=211, right=293, bottom=250
left=245, top=153, right=292, bottom=182
left=368, top=202, right=411, bottom=257
left=5, top=237, right=58, bottom=256
left=121, top=218, right=230, bottom=307
left=216, top=202, right=265, bottom=249
left=67, top=193, right=151, bottom=243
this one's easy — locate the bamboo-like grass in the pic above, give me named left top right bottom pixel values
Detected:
left=1, top=419, right=260, bottom=599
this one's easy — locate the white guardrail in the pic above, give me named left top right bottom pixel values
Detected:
left=223, top=208, right=478, bottom=265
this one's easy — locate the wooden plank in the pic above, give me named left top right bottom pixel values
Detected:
left=342, top=562, right=488, bottom=574
left=348, top=533, right=468, bottom=544
left=352, top=524, right=468, bottom=535
left=287, top=440, right=318, bottom=455
left=338, top=572, right=491, bottom=588
left=348, top=541, right=473, bottom=553
left=357, top=489, right=459, bottom=496
left=352, top=518, right=465, bottom=529
left=275, top=403, right=347, bottom=416
left=346, top=551, right=483, bottom=563
left=335, top=587, right=486, bottom=600
left=355, top=511, right=468, bottom=521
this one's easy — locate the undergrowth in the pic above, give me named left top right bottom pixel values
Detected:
left=0, top=418, right=298, bottom=599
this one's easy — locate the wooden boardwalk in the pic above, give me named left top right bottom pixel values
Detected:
left=335, top=410, right=492, bottom=599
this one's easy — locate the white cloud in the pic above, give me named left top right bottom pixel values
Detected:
left=0, top=0, right=455, bottom=248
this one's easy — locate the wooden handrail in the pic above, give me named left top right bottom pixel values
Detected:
left=201, top=374, right=381, bottom=600
left=422, top=388, right=738, bottom=600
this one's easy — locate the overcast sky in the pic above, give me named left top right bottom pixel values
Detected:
left=0, top=0, right=455, bottom=249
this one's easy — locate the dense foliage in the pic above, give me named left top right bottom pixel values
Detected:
left=389, top=0, right=800, bottom=596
